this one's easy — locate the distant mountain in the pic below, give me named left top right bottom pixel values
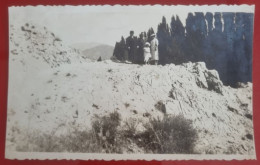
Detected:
left=82, top=44, right=114, bottom=60
left=71, top=42, right=102, bottom=51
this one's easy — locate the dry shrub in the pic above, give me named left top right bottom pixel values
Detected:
left=122, top=118, right=140, bottom=139
left=15, top=112, right=121, bottom=153
left=16, top=126, right=102, bottom=153
left=92, top=111, right=123, bottom=153
left=137, top=115, right=198, bottom=154
left=14, top=112, right=198, bottom=154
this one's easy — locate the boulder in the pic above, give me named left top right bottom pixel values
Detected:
left=192, top=62, right=223, bottom=94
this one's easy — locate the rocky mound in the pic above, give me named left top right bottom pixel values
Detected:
left=9, top=23, right=87, bottom=68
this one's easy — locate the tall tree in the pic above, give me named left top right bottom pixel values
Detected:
left=170, top=15, right=186, bottom=64
left=157, top=16, right=171, bottom=64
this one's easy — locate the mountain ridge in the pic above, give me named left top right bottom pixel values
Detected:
left=82, top=44, right=114, bottom=60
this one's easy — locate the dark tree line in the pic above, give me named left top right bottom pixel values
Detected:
left=113, top=12, right=254, bottom=87
left=157, top=12, right=254, bottom=87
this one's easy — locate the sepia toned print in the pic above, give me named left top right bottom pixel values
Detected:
left=6, top=5, right=255, bottom=160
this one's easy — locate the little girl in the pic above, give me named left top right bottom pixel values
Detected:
left=143, top=42, right=151, bottom=64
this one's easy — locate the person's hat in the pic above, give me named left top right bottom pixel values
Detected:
left=150, top=33, right=155, bottom=37
left=145, top=42, right=150, bottom=46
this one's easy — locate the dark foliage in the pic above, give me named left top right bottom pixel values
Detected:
left=113, top=12, right=254, bottom=87
left=92, top=111, right=122, bottom=153
left=17, top=112, right=198, bottom=154
left=156, top=12, right=253, bottom=87
left=136, top=115, right=198, bottom=154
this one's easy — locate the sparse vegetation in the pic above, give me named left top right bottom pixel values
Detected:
left=92, top=111, right=123, bottom=153
left=13, top=112, right=198, bottom=154
left=16, top=127, right=102, bottom=153
left=137, top=115, right=198, bottom=153
left=122, top=117, right=140, bottom=139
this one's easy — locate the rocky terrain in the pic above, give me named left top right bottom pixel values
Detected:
left=6, top=23, right=255, bottom=156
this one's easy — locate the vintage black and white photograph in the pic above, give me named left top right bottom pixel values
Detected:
left=6, top=5, right=255, bottom=160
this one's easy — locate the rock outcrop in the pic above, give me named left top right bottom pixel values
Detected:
left=189, top=62, right=223, bottom=94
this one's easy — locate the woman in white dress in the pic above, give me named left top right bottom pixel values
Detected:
left=143, top=42, right=151, bottom=64
left=150, top=33, right=159, bottom=65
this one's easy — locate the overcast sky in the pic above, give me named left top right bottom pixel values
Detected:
left=9, top=5, right=254, bottom=47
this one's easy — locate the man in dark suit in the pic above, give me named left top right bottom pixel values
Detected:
left=126, top=31, right=137, bottom=63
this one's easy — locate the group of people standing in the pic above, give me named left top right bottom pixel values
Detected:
left=113, top=30, right=159, bottom=65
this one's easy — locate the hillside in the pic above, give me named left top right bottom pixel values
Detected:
left=9, top=23, right=86, bottom=68
left=6, top=23, right=255, bottom=157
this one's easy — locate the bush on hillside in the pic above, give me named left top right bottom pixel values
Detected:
left=137, top=115, right=198, bottom=154
left=92, top=111, right=123, bottom=153
left=14, top=112, right=198, bottom=154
